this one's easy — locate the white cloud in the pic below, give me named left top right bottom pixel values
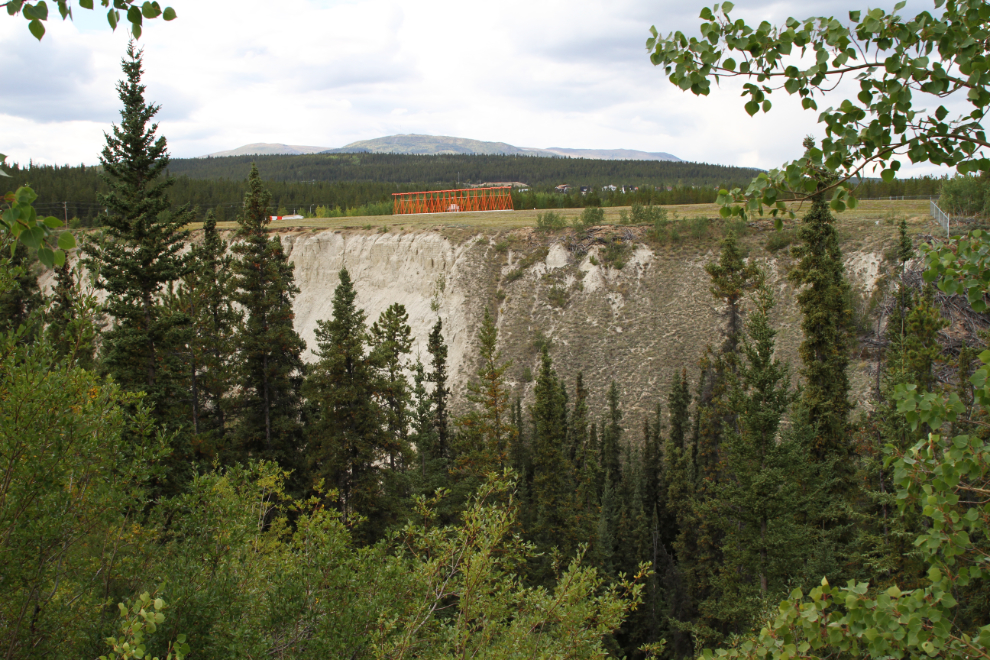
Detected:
left=0, top=0, right=966, bottom=179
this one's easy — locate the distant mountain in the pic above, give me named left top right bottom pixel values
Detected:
left=203, top=143, right=331, bottom=157
left=540, top=147, right=680, bottom=161
left=206, top=135, right=682, bottom=161
left=325, top=134, right=682, bottom=162
left=328, top=135, right=537, bottom=157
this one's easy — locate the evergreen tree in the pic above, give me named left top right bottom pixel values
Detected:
left=0, top=241, right=41, bottom=337
left=663, top=368, right=697, bottom=656
left=600, top=381, right=623, bottom=484
left=642, top=402, right=664, bottom=537
left=455, top=308, right=515, bottom=476
left=569, top=372, right=589, bottom=465
left=789, top=138, right=854, bottom=460
left=571, top=373, right=600, bottom=545
left=704, top=231, right=760, bottom=354
left=45, top=260, right=99, bottom=369
left=529, top=347, right=573, bottom=560
left=698, top=282, right=805, bottom=643
left=370, top=303, right=414, bottom=469
left=82, top=42, right=192, bottom=417
left=410, top=360, right=439, bottom=485
left=427, top=318, right=450, bottom=459
left=305, top=268, right=393, bottom=539
left=171, top=211, right=242, bottom=448
left=593, top=473, right=618, bottom=576
left=231, top=164, right=305, bottom=468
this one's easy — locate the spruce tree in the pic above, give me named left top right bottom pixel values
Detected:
left=704, top=231, right=760, bottom=354
left=305, top=268, right=391, bottom=539
left=789, top=137, right=854, bottom=460
left=699, top=282, right=805, bottom=642
left=529, top=346, right=573, bottom=558
left=642, top=402, right=664, bottom=534
left=82, top=43, right=192, bottom=416
left=663, top=369, right=698, bottom=655
left=410, top=360, right=439, bottom=484
left=370, top=303, right=413, bottom=469
left=172, top=211, right=241, bottom=445
left=571, top=372, right=600, bottom=543
left=600, top=381, right=623, bottom=483
left=455, top=307, right=515, bottom=474
left=231, top=164, right=305, bottom=468
left=427, top=318, right=450, bottom=459
left=45, top=260, right=99, bottom=368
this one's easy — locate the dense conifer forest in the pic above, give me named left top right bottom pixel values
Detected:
left=9, top=154, right=941, bottom=226
left=2, top=23, right=989, bottom=660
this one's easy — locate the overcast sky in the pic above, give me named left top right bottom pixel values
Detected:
left=0, top=0, right=961, bottom=177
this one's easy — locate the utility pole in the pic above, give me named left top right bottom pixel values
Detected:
left=63, top=201, right=68, bottom=225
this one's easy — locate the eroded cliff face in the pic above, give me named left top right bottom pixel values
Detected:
left=278, top=227, right=887, bottom=432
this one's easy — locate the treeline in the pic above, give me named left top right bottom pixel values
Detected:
left=166, top=152, right=761, bottom=189
left=10, top=157, right=946, bottom=227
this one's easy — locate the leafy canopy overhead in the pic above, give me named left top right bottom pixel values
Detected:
left=647, top=0, right=990, bottom=224
left=5, top=0, right=176, bottom=41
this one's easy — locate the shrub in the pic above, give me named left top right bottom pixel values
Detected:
left=600, top=237, right=631, bottom=270
left=532, top=331, right=552, bottom=352
left=631, top=204, right=668, bottom=226
left=687, top=216, right=711, bottom=239
left=494, top=240, right=509, bottom=254
left=536, top=211, right=567, bottom=233
left=521, top=366, right=533, bottom=382
left=547, top=285, right=568, bottom=308
left=575, top=206, right=605, bottom=230
left=765, top=229, right=798, bottom=253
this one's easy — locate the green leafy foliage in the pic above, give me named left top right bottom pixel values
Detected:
left=647, top=0, right=990, bottom=220
left=7, top=0, right=177, bottom=41
left=1, top=182, right=75, bottom=267
left=100, top=594, right=188, bottom=660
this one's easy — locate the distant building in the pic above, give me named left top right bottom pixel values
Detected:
left=555, top=184, right=572, bottom=193
left=602, top=184, right=617, bottom=192
left=270, top=214, right=305, bottom=221
left=580, top=186, right=591, bottom=194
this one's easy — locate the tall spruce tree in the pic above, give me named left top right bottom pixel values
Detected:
left=600, top=381, right=623, bottom=484
left=231, top=164, right=305, bottom=469
left=304, top=268, right=391, bottom=539
left=370, top=303, right=414, bottom=469
left=83, top=42, right=192, bottom=417
left=789, top=137, right=854, bottom=460
left=455, top=307, right=515, bottom=475
left=427, top=318, right=451, bottom=460
left=529, top=346, right=573, bottom=561
left=172, top=211, right=241, bottom=446
left=698, top=282, right=805, bottom=643
left=663, top=368, right=697, bottom=657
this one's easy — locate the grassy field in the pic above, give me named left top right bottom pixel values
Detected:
left=203, top=199, right=933, bottom=232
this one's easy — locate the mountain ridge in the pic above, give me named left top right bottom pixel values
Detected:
left=203, top=134, right=681, bottom=162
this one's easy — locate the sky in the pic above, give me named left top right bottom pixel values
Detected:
left=0, top=0, right=966, bottom=177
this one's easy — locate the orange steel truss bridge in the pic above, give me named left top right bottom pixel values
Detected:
left=392, top=187, right=514, bottom=215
